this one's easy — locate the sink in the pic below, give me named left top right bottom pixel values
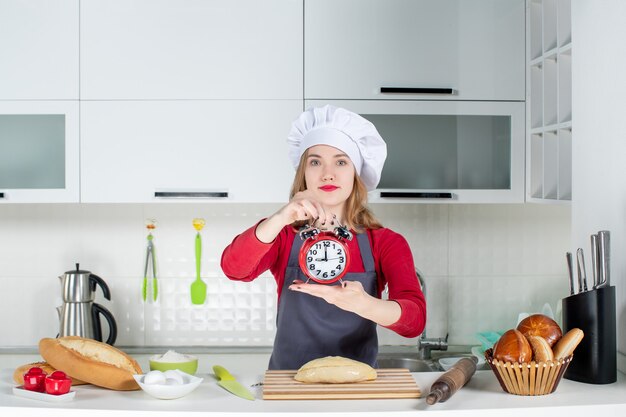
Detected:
left=376, top=357, right=440, bottom=372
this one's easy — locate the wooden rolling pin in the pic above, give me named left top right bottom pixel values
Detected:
left=426, top=357, right=477, bottom=405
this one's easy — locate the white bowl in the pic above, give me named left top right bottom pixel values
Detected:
left=438, top=355, right=485, bottom=371
left=133, top=370, right=203, bottom=400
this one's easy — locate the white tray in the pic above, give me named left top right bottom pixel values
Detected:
left=12, top=386, right=76, bottom=402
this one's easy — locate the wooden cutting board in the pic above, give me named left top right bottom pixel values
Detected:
left=262, top=368, right=421, bottom=400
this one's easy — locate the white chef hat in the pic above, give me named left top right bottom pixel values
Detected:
left=287, top=105, right=387, bottom=191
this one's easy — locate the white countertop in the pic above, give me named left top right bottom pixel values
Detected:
left=2, top=362, right=626, bottom=417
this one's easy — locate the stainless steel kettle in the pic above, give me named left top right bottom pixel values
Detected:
left=56, top=263, right=117, bottom=345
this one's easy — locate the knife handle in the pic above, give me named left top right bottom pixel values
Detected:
left=590, top=234, right=599, bottom=289
left=566, top=252, right=575, bottom=296
left=213, top=365, right=235, bottom=381
left=576, top=248, right=586, bottom=293
left=598, top=230, right=610, bottom=287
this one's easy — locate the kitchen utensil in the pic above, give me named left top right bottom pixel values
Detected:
left=133, top=371, right=203, bottom=400
left=562, top=286, right=616, bottom=384
left=427, top=357, right=477, bottom=405
left=590, top=234, right=599, bottom=289
left=576, top=248, right=588, bottom=292
left=213, top=365, right=255, bottom=401
left=565, top=252, right=575, bottom=295
left=597, top=230, right=610, bottom=287
left=142, top=219, right=158, bottom=302
left=190, top=218, right=207, bottom=305
left=263, top=369, right=420, bottom=400
left=57, top=264, right=117, bottom=345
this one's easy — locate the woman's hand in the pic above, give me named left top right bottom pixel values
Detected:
left=288, top=279, right=402, bottom=326
left=288, top=279, right=370, bottom=313
left=275, top=190, right=334, bottom=227
left=255, top=191, right=334, bottom=243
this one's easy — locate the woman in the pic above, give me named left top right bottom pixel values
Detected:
left=221, top=105, right=425, bottom=369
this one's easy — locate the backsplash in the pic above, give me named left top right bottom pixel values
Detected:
left=0, top=203, right=570, bottom=348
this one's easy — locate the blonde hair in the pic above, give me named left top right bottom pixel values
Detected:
left=289, top=150, right=383, bottom=232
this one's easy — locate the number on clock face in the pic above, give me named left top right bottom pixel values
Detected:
left=306, top=240, right=346, bottom=281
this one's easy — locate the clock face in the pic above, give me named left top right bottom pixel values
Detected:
left=299, top=237, right=350, bottom=284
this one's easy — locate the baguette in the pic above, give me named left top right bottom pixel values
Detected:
left=13, top=361, right=88, bottom=386
left=552, top=328, right=584, bottom=359
left=39, top=337, right=142, bottom=391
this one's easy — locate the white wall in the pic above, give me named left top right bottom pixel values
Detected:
left=572, top=1, right=626, bottom=372
left=0, top=203, right=570, bottom=349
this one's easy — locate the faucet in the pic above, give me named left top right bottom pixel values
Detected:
left=415, top=268, right=448, bottom=360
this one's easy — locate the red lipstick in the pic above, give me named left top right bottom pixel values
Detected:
left=319, top=185, right=339, bottom=192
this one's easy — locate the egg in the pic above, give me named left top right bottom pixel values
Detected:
left=143, top=370, right=167, bottom=385
left=165, top=378, right=182, bottom=385
left=163, top=370, right=185, bottom=385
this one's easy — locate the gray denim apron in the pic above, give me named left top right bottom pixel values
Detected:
left=268, top=232, right=379, bottom=370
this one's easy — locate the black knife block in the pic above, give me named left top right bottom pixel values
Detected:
left=561, top=286, right=616, bottom=384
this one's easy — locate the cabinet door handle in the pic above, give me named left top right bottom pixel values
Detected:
left=380, top=87, right=455, bottom=95
left=380, top=191, right=453, bottom=199
left=154, top=191, right=229, bottom=199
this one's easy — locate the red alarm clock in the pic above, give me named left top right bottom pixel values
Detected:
left=298, top=225, right=352, bottom=284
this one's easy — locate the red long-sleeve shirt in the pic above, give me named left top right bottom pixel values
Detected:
left=220, top=221, right=426, bottom=338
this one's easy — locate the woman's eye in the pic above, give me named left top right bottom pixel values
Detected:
left=337, top=159, right=348, bottom=166
left=309, top=159, right=320, bottom=166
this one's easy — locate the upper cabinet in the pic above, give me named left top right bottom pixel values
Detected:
left=81, top=100, right=301, bottom=203
left=80, top=0, right=303, bottom=100
left=0, top=101, right=80, bottom=203
left=0, top=0, right=79, bottom=99
left=305, top=0, right=525, bottom=102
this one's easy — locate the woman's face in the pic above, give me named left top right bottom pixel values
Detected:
left=303, top=145, right=355, bottom=213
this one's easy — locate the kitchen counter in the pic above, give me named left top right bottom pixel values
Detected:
left=1, top=360, right=626, bottom=417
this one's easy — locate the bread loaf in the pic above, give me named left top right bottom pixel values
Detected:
left=295, top=356, right=377, bottom=383
left=493, top=329, right=532, bottom=363
left=39, top=337, right=142, bottom=391
left=526, top=335, right=554, bottom=362
left=517, top=314, right=562, bottom=347
left=552, top=328, right=584, bottom=359
left=13, top=361, right=88, bottom=386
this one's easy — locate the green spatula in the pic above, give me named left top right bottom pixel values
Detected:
left=191, top=218, right=207, bottom=304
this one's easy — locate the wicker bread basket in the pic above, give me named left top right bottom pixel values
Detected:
left=484, top=348, right=573, bottom=396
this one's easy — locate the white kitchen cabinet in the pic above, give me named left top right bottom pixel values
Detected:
left=307, top=100, right=525, bottom=204
left=80, top=0, right=302, bottom=100
left=305, top=0, right=525, bottom=101
left=80, top=100, right=302, bottom=203
left=527, top=0, right=572, bottom=202
left=0, top=0, right=79, bottom=99
left=0, top=101, right=80, bottom=203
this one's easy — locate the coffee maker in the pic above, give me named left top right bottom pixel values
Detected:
left=57, top=264, right=117, bottom=345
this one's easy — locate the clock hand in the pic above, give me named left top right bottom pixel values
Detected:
left=324, top=246, right=328, bottom=261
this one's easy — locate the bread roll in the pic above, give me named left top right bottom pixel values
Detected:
left=552, top=328, right=584, bottom=359
left=39, top=337, right=142, bottom=391
left=526, top=335, right=554, bottom=362
left=517, top=314, right=562, bottom=347
left=295, top=356, right=377, bottom=383
left=13, top=361, right=88, bottom=386
left=493, top=329, right=532, bottom=363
